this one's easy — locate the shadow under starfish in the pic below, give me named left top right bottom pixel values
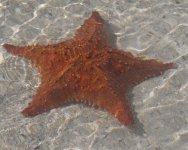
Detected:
left=3, top=11, right=175, bottom=129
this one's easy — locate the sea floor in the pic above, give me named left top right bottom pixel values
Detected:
left=0, top=0, right=188, bottom=150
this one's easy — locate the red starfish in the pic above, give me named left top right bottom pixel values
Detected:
left=3, top=11, right=174, bottom=126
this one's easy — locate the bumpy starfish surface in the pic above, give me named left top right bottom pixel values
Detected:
left=3, top=11, right=174, bottom=126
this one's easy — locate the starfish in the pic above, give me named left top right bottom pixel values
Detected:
left=3, top=11, right=174, bottom=126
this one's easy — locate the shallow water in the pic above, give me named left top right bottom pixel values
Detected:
left=0, top=0, right=188, bottom=150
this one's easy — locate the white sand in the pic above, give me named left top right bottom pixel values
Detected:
left=0, top=0, right=187, bottom=150
left=0, top=52, right=3, bottom=64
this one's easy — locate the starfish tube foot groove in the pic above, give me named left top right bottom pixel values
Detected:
left=3, top=11, right=175, bottom=127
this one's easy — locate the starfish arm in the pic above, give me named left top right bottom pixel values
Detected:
left=72, top=65, right=135, bottom=126
left=3, top=42, right=75, bottom=80
left=3, top=43, right=35, bottom=59
left=83, top=88, right=134, bottom=126
left=21, top=63, right=80, bottom=117
left=109, top=50, right=174, bottom=88
left=126, top=59, right=173, bottom=84
left=3, top=40, right=74, bottom=59
left=74, top=11, right=109, bottom=49
left=21, top=84, right=72, bottom=117
left=21, top=84, right=56, bottom=117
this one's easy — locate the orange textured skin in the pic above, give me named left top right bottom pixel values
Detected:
left=3, top=11, right=174, bottom=126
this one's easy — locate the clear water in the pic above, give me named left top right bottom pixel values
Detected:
left=0, top=0, right=187, bottom=149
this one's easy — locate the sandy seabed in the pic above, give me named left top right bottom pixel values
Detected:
left=0, top=0, right=188, bottom=150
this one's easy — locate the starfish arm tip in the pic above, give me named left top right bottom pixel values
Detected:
left=21, top=105, right=38, bottom=117
left=91, top=11, right=104, bottom=22
left=165, top=62, right=177, bottom=69
left=3, top=43, right=15, bottom=53
left=114, top=106, right=134, bottom=126
left=3, top=43, right=29, bottom=57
